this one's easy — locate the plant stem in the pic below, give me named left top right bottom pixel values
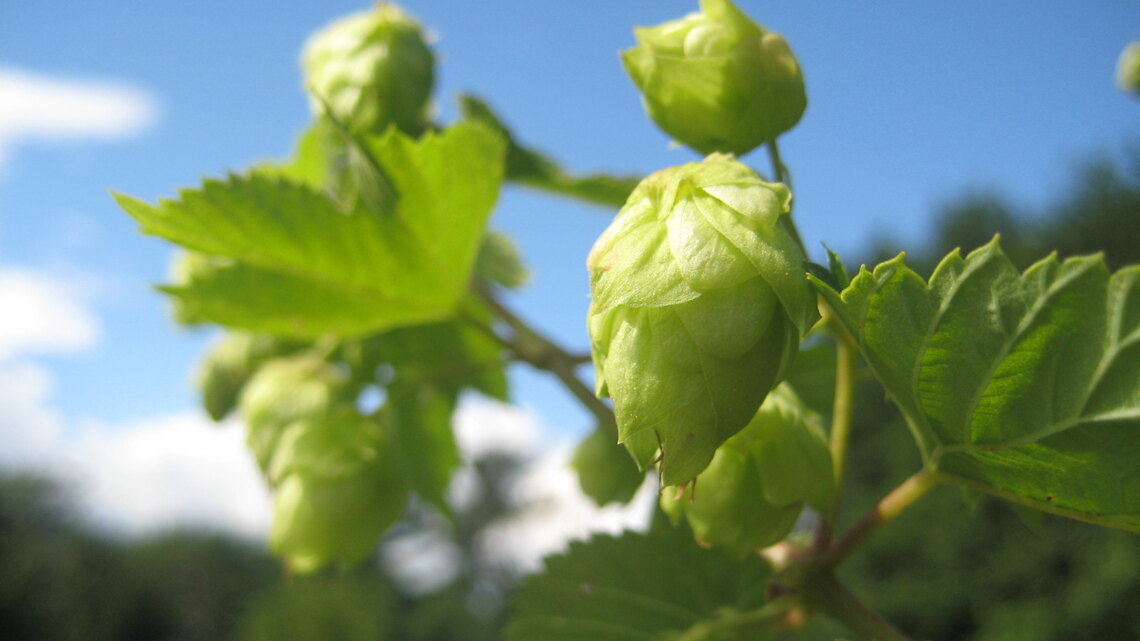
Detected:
left=472, top=287, right=617, bottom=433
left=827, top=310, right=859, bottom=518
left=821, top=468, right=940, bottom=569
left=807, top=572, right=914, bottom=641
left=767, top=138, right=790, bottom=187
left=767, top=138, right=807, bottom=254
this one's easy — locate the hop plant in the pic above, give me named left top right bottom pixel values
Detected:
left=621, top=0, right=807, bottom=156
left=587, top=154, right=817, bottom=486
left=302, top=2, right=435, bottom=136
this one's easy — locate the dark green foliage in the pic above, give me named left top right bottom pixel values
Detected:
left=821, top=400, right=1140, bottom=641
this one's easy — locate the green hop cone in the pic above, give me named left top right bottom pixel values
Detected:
left=660, top=386, right=833, bottom=556
left=238, top=354, right=353, bottom=474
left=621, top=0, right=807, bottom=156
left=588, top=154, right=817, bottom=486
left=1117, top=41, right=1140, bottom=94
left=302, top=3, right=435, bottom=136
left=197, top=331, right=304, bottom=422
left=269, top=408, right=409, bottom=573
left=239, top=355, right=410, bottom=572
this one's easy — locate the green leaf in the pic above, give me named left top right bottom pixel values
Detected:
left=476, top=230, right=530, bottom=290
left=253, top=118, right=344, bottom=190
left=459, top=94, right=640, bottom=208
left=116, top=122, right=505, bottom=338
left=506, top=526, right=771, bottom=641
left=571, top=426, right=646, bottom=506
left=812, top=238, right=1140, bottom=531
left=783, top=339, right=838, bottom=419
left=340, top=311, right=508, bottom=401
left=382, top=383, right=460, bottom=515
left=163, top=254, right=431, bottom=337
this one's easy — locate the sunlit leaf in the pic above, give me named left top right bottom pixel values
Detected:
left=813, top=238, right=1140, bottom=530
left=116, top=123, right=505, bottom=338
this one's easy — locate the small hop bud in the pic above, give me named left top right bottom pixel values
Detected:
left=303, top=3, right=435, bottom=136
left=1117, top=42, right=1140, bottom=94
left=660, top=386, right=833, bottom=556
left=587, top=154, right=817, bottom=486
left=621, top=0, right=806, bottom=156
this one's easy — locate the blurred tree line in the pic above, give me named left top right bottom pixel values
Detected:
left=1, top=150, right=1138, bottom=641
left=0, top=452, right=525, bottom=641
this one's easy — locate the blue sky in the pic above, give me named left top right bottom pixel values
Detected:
left=1, top=0, right=1137, bottom=537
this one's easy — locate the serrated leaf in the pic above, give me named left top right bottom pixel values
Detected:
left=163, top=254, right=433, bottom=337
left=116, top=123, right=505, bottom=338
left=459, top=93, right=640, bottom=208
left=571, top=425, right=646, bottom=506
left=825, top=244, right=851, bottom=290
left=506, top=526, right=771, bottom=641
left=812, top=238, right=1140, bottom=530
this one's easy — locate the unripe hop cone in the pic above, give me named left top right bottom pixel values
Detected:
left=660, top=386, right=832, bottom=556
left=240, top=355, right=409, bottom=572
left=587, top=154, right=817, bottom=486
left=621, top=0, right=806, bottom=156
left=302, top=3, right=435, bottom=136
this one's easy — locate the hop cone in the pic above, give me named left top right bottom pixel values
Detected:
left=622, top=0, right=806, bottom=156
left=303, top=3, right=435, bottom=136
left=588, top=154, right=816, bottom=486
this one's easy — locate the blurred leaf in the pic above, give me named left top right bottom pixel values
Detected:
left=477, top=230, right=530, bottom=290
left=812, top=238, right=1140, bottom=531
left=383, top=383, right=460, bottom=515
left=784, top=339, right=838, bottom=419
left=117, top=123, right=505, bottom=338
left=459, top=93, right=640, bottom=208
left=341, top=311, right=508, bottom=401
left=570, top=426, right=645, bottom=506
left=506, top=526, right=771, bottom=641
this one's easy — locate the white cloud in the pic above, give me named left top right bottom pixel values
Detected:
left=448, top=394, right=654, bottom=574
left=70, top=414, right=271, bottom=539
left=452, top=393, right=542, bottom=458
left=0, top=263, right=269, bottom=538
left=0, top=266, right=99, bottom=360
left=476, top=444, right=656, bottom=574
left=0, top=67, right=158, bottom=164
left=0, top=360, right=67, bottom=468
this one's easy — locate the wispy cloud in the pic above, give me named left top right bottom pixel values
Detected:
left=0, top=267, right=99, bottom=360
left=0, top=67, right=158, bottom=164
